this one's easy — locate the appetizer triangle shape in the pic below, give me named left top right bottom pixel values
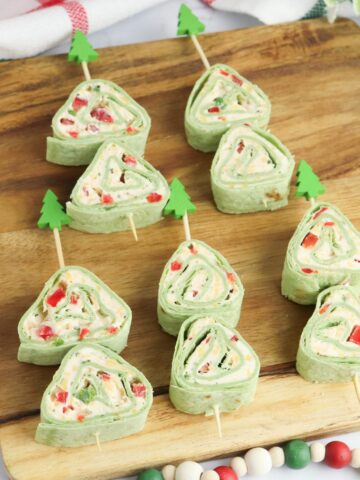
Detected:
left=297, top=285, right=360, bottom=383
left=47, top=79, right=151, bottom=165
left=282, top=202, right=360, bottom=304
left=18, top=266, right=131, bottom=365
left=170, top=315, right=260, bottom=415
left=211, top=125, right=295, bottom=213
left=158, top=240, right=244, bottom=336
left=185, top=64, right=271, bottom=152
left=66, top=140, right=170, bottom=233
left=36, top=344, right=153, bottom=447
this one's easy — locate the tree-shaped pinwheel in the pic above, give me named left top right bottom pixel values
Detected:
left=68, top=30, right=98, bottom=80
left=295, top=159, right=326, bottom=203
left=164, top=178, right=196, bottom=240
left=38, top=189, right=70, bottom=268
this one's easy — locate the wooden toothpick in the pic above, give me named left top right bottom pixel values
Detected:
left=310, top=197, right=316, bottom=207
left=213, top=404, right=223, bottom=439
left=94, top=432, right=102, bottom=452
left=190, top=34, right=210, bottom=70
left=81, top=61, right=91, bottom=81
left=127, top=213, right=138, bottom=242
left=183, top=211, right=191, bottom=241
left=53, top=227, right=65, bottom=269
left=353, top=374, right=360, bottom=403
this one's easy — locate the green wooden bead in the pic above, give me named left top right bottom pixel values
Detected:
left=137, top=469, right=164, bottom=480
left=284, top=440, right=311, bottom=469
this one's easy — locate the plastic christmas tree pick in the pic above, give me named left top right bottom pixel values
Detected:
left=177, top=4, right=205, bottom=36
left=38, top=189, right=70, bottom=268
left=68, top=30, right=98, bottom=80
left=164, top=178, right=196, bottom=240
left=176, top=4, right=209, bottom=69
left=295, top=159, right=325, bottom=202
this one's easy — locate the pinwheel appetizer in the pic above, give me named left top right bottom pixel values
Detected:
left=170, top=315, right=260, bottom=415
left=66, top=140, right=170, bottom=234
left=47, top=79, right=151, bottom=166
left=297, top=285, right=360, bottom=383
left=35, top=344, right=152, bottom=447
left=211, top=125, right=295, bottom=214
left=282, top=202, right=360, bottom=305
left=18, top=266, right=131, bottom=365
left=185, top=64, right=271, bottom=152
left=158, top=240, right=244, bottom=336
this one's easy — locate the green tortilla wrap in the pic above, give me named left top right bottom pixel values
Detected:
left=35, top=344, right=152, bottom=447
left=47, top=79, right=150, bottom=166
left=170, top=315, right=260, bottom=415
left=18, top=266, right=131, bottom=365
left=185, top=64, right=271, bottom=152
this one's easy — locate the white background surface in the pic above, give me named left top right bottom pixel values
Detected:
left=1, top=0, right=359, bottom=478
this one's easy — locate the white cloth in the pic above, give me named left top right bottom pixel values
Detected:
left=0, top=0, right=167, bottom=59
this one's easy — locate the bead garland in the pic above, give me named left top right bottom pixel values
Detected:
left=137, top=439, right=359, bottom=479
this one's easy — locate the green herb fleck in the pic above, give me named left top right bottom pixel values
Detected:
left=68, top=109, right=76, bottom=116
left=214, top=97, right=225, bottom=107
left=77, top=384, right=96, bottom=404
left=53, top=337, right=64, bottom=347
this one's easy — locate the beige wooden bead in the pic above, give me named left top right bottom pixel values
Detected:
left=175, top=461, right=204, bottom=480
left=230, top=457, right=247, bottom=477
left=351, top=448, right=360, bottom=468
left=162, top=465, right=176, bottom=480
left=201, top=471, right=220, bottom=480
left=269, top=446, right=284, bottom=467
left=245, top=448, right=272, bottom=476
left=310, top=442, right=326, bottom=463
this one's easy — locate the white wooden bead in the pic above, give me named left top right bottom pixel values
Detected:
left=230, top=457, right=247, bottom=477
left=175, top=461, right=204, bottom=480
left=201, top=471, right=220, bottom=480
left=162, top=465, right=176, bottom=480
left=351, top=448, right=360, bottom=468
left=310, top=442, right=326, bottom=463
left=269, top=446, right=284, bottom=467
left=244, top=448, right=272, bottom=476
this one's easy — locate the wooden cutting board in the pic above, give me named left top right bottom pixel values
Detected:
left=0, top=17, right=359, bottom=480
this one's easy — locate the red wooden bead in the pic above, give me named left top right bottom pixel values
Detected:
left=214, top=466, right=237, bottom=480
left=324, top=441, right=351, bottom=469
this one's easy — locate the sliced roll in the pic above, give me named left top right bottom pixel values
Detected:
left=35, top=344, right=153, bottom=447
left=185, top=64, right=271, bottom=152
left=281, top=202, right=360, bottom=304
left=66, top=140, right=170, bottom=234
left=170, top=315, right=260, bottom=415
left=297, top=285, right=360, bottom=383
left=18, top=266, right=131, bottom=365
left=47, top=79, right=150, bottom=166
left=158, top=240, right=244, bottom=336
left=211, top=125, right=295, bottom=213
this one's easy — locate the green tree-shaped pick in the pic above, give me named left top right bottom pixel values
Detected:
left=38, top=190, right=70, bottom=231
left=177, top=4, right=205, bottom=36
left=68, top=30, right=99, bottom=64
left=295, top=160, right=325, bottom=201
left=164, top=178, right=196, bottom=219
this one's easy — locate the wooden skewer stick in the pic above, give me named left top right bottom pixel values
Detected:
left=183, top=211, right=191, bottom=242
left=127, top=213, right=138, bottom=242
left=190, top=35, right=210, bottom=70
left=53, top=228, right=65, bottom=269
left=213, top=404, right=222, bottom=439
left=94, top=432, right=102, bottom=452
left=310, top=197, right=316, bottom=208
left=81, top=61, right=91, bottom=81
left=353, top=374, right=360, bottom=403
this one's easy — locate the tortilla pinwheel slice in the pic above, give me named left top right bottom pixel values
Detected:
left=66, top=140, right=170, bottom=234
left=170, top=315, right=260, bottom=415
left=35, top=344, right=153, bottom=447
left=297, top=285, right=360, bottom=383
left=211, top=125, right=295, bottom=214
left=158, top=240, right=244, bottom=336
left=281, top=202, right=360, bottom=305
left=185, top=64, right=271, bottom=152
left=47, top=79, right=150, bottom=166
left=18, top=266, right=131, bottom=366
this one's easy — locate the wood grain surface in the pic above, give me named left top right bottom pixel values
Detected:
left=0, top=17, right=359, bottom=479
